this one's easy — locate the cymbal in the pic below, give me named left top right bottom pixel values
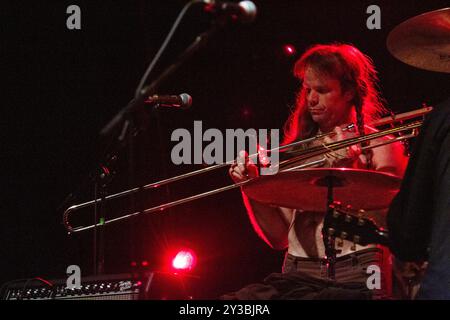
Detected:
left=242, top=168, right=401, bottom=211
left=387, top=7, right=450, bottom=73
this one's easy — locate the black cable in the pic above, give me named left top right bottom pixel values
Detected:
left=134, top=0, right=204, bottom=99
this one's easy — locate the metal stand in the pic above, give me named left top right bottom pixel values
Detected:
left=320, top=175, right=343, bottom=280
left=61, top=11, right=239, bottom=275
left=92, top=155, right=117, bottom=275
left=89, top=22, right=224, bottom=276
left=99, top=21, right=223, bottom=141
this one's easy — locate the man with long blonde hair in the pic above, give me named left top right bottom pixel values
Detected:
left=226, top=43, right=408, bottom=299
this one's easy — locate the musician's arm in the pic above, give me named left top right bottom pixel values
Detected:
left=367, top=140, right=408, bottom=177
left=241, top=190, right=292, bottom=250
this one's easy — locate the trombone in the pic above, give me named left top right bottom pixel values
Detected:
left=63, top=106, right=432, bottom=233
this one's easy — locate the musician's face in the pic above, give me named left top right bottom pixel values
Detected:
left=303, top=67, right=354, bottom=132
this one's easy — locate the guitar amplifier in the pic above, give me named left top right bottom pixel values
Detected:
left=2, top=272, right=195, bottom=300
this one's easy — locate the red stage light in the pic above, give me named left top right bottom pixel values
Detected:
left=283, top=44, right=296, bottom=56
left=171, top=249, right=196, bottom=271
left=241, top=107, right=252, bottom=118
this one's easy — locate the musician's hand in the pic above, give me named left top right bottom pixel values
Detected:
left=229, top=150, right=259, bottom=183
left=323, top=126, right=361, bottom=165
left=393, top=258, right=428, bottom=299
left=394, top=259, right=428, bottom=281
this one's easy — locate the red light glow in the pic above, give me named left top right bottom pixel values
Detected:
left=241, top=107, right=252, bottom=118
left=171, top=249, right=196, bottom=271
left=283, top=44, right=296, bottom=56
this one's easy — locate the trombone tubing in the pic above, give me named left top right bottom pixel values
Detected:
left=63, top=106, right=431, bottom=220
left=278, top=121, right=421, bottom=169
left=63, top=120, right=422, bottom=233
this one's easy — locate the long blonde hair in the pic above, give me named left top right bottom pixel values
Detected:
left=283, top=43, right=386, bottom=145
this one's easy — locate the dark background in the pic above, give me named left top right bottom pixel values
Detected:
left=2, top=0, right=449, bottom=298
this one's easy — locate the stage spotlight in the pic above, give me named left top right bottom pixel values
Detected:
left=171, top=249, right=197, bottom=271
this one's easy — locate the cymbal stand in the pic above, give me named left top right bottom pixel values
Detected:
left=321, top=175, right=344, bottom=280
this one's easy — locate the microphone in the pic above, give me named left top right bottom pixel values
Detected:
left=203, top=1, right=257, bottom=23
left=145, top=93, right=193, bottom=110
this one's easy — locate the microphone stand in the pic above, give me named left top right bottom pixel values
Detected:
left=99, top=20, right=225, bottom=139
left=63, top=15, right=233, bottom=276
left=93, top=169, right=108, bottom=275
